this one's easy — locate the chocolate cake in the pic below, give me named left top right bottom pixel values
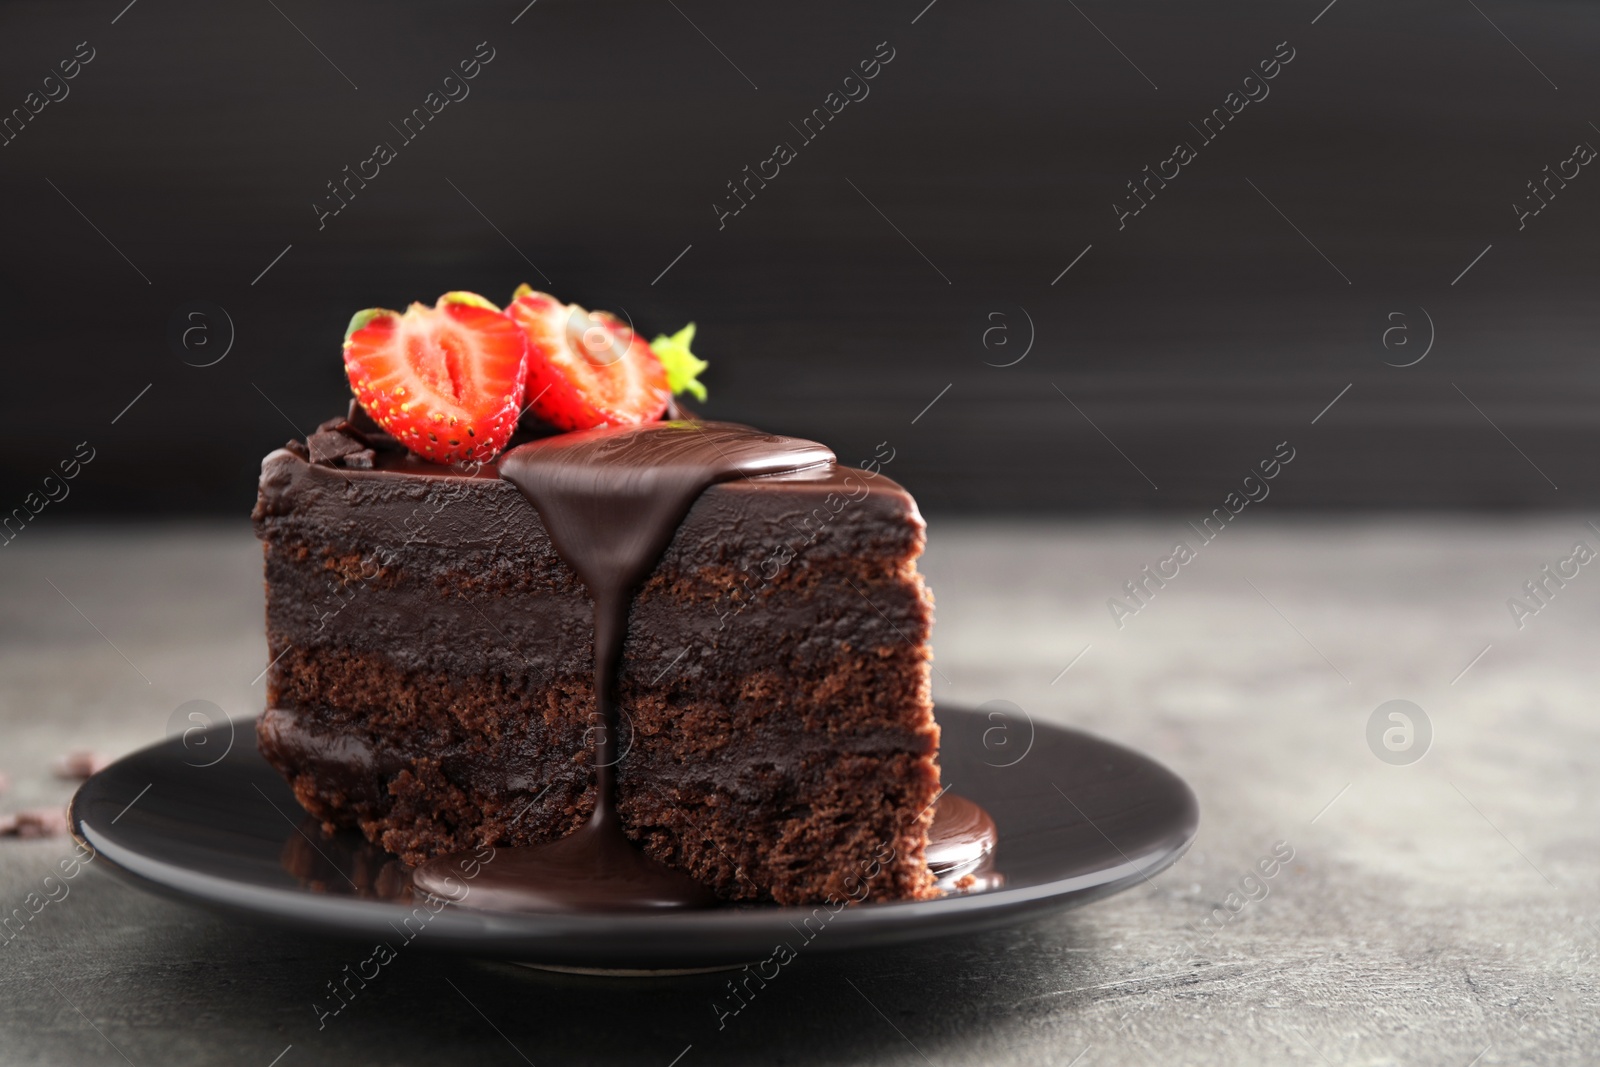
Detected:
left=254, top=412, right=941, bottom=906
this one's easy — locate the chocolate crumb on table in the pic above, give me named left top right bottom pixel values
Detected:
left=0, top=808, right=69, bottom=838
left=52, top=750, right=110, bottom=780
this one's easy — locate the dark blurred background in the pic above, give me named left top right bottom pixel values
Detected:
left=2, top=0, right=1596, bottom=516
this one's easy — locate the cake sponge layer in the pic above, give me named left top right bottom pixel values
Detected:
left=254, top=445, right=940, bottom=904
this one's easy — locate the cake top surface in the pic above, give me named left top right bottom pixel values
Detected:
left=499, top=420, right=836, bottom=601
left=263, top=284, right=919, bottom=526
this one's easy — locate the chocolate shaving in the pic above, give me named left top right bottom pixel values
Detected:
left=308, top=429, right=368, bottom=466
left=0, top=808, right=68, bottom=838
left=346, top=400, right=405, bottom=452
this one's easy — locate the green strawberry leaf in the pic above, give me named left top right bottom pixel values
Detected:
left=439, top=291, right=501, bottom=313
left=343, top=307, right=397, bottom=343
left=651, top=323, right=708, bottom=402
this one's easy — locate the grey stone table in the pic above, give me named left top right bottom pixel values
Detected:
left=2, top=519, right=1596, bottom=1066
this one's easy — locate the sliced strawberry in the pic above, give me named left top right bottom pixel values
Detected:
left=342, top=291, right=527, bottom=465
left=505, top=285, right=671, bottom=431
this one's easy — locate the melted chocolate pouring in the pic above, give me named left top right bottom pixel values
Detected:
left=414, top=421, right=834, bottom=911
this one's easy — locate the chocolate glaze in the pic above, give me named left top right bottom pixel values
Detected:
left=925, top=793, right=1004, bottom=892
left=258, top=706, right=405, bottom=808
left=413, top=822, right=718, bottom=912
left=924, top=794, right=997, bottom=874
left=414, top=422, right=834, bottom=911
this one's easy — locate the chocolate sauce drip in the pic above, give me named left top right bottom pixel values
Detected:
left=414, top=421, right=834, bottom=911
left=924, top=794, right=1003, bottom=892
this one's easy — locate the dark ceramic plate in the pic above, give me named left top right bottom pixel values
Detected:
left=71, top=705, right=1197, bottom=970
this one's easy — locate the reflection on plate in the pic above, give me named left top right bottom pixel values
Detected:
left=280, top=815, right=413, bottom=901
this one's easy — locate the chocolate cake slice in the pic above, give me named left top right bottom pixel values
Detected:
left=254, top=416, right=941, bottom=906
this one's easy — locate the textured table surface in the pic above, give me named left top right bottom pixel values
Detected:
left=1, top=519, right=1595, bottom=1066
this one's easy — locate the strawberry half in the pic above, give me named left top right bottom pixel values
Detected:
left=505, top=285, right=671, bottom=431
left=342, top=291, right=527, bottom=465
